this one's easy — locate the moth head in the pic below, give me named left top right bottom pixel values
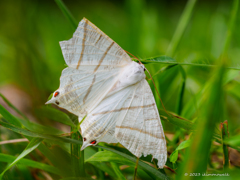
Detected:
left=136, top=62, right=146, bottom=72
left=140, top=64, right=145, bottom=71
left=45, top=90, right=61, bottom=106
left=81, top=136, right=97, bottom=150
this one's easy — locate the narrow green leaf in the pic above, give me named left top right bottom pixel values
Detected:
left=1, top=119, right=168, bottom=179
left=159, top=109, right=195, bottom=131
left=36, top=106, right=75, bottom=127
left=0, top=99, right=64, bottom=134
left=0, top=105, right=22, bottom=127
left=37, top=143, right=73, bottom=177
left=224, top=135, right=240, bottom=147
left=176, top=66, right=186, bottom=115
left=71, top=116, right=85, bottom=177
left=138, top=55, right=176, bottom=64
left=221, top=121, right=230, bottom=169
left=71, top=130, right=85, bottom=177
left=181, top=69, right=239, bottom=120
left=0, top=120, right=82, bottom=145
left=0, top=138, right=43, bottom=178
left=0, top=153, right=60, bottom=175
left=176, top=62, right=225, bottom=179
left=86, top=150, right=169, bottom=180
left=166, top=0, right=197, bottom=56
left=86, top=151, right=134, bottom=166
left=110, top=162, right=126, bottom=180
left=221, top=0, right=239, bottom=58
left=88, top=161, right=116, bottom=178
left=17, top=116, right=63, bottom=135
left=141, top=58, right=240, bottom=70
left=55, top=0, right=78, bottom=29
left=0, top=93, right=28, bottom=120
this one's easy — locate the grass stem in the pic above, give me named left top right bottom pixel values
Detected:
left=166, top=0, right=197, bottom=56
left=133, top=157, right=139, bottom=180
left=55, top=0, right=78, bottom=29
left=221, top=120, right=230, bottom=169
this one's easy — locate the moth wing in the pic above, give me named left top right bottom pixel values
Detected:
left=60, top=18, right=131, bottom=68
left=80, top=79, right=167, bottom=168
left=115, top=80, right=167, bottom=168
left=80, top=82, right=136, bottom=144
left=46, top=18, right=131, bottom=116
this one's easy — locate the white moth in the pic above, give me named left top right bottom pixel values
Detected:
left=46, top=18, right=167, bottom=168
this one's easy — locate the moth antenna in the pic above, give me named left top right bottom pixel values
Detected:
left=125, top=50, right=143, bottom=65
left=145, top=68, right=173, bottom=118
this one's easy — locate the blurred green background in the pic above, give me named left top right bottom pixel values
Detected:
left=0, top=0, right=240, bottom=179
left=1, top=0, right=239, bottom=129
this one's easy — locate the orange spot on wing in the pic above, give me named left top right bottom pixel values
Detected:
left=54, top=91, right=59, bottom=97
left=90, top=140, right=96, bottom=144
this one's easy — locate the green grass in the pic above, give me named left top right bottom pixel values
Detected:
left=0, top=0, right=240, bottom=179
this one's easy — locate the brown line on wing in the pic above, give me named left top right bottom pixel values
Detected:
left=83, top=74, right=96, bottom=104
left=95, top=34, right=102, bottom=45
left=92, top=103, right=155, bottom=116
left=116, top=125, right=163, bottom=139
left=76, top=19, right=88, bottom=69
left=94, top=42, right=115, bottom=73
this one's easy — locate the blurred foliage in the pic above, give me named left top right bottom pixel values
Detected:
left=0, top=0, right=240, bottom=179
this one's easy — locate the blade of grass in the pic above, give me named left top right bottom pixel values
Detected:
left=177, top=0, right=238, bottom=177
left=55, top=0, right=78, bottom=29
left=159, top=109, right=195, bottom=131
left=224, top=135, right=240, bottom=146
left=94, top=147, right=106, bottom=180
left=0, top=105, right=22, bottom=127
left=86, top=150, right=169, bottom=180
left=0, top=119, right=82, bottom=145
left=0, top=153, right=60, bottom=175
left=71, top=116, right=85, bottom=177
left=71, top=130, right=82, bottom=177
left=140, top=58, right=240, bottom=71
left=110, top=162, right=126, bottom=180
left=0, top=138, right=43, bottom=179
left=37, top=143, right=73, bottom=177
left=133, top=158, right=139, bottom=180
left=176, top=58, right=226, bottom=180
left=221, top=0, right=239, bottom=58
left=0, top=105, right=63, bottom=135
left=71, top=129, right=85, bottom=177
left=88, top=161, right=116, bottom=178
left=35, top=106, right=75, bottom=127
left=0, top=93, right=28, bottom=120
left=221, top=120, right=230, bottom=169
left=181, top=70, right=239, bottom=120
left=136, top=55, right=176, bottom=64
left=176, top=66, right=186, bottom=115
left=166, top=0, right=197, bottom=56
left=0, top=107, right=74, bottom=177
left=0, top=119, right=167, bottom=179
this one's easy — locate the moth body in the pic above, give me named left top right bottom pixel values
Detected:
left=109, top=61, right=146, bottom=95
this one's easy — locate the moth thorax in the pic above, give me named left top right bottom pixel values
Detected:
left=119, top=61, right=146, bottom=88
